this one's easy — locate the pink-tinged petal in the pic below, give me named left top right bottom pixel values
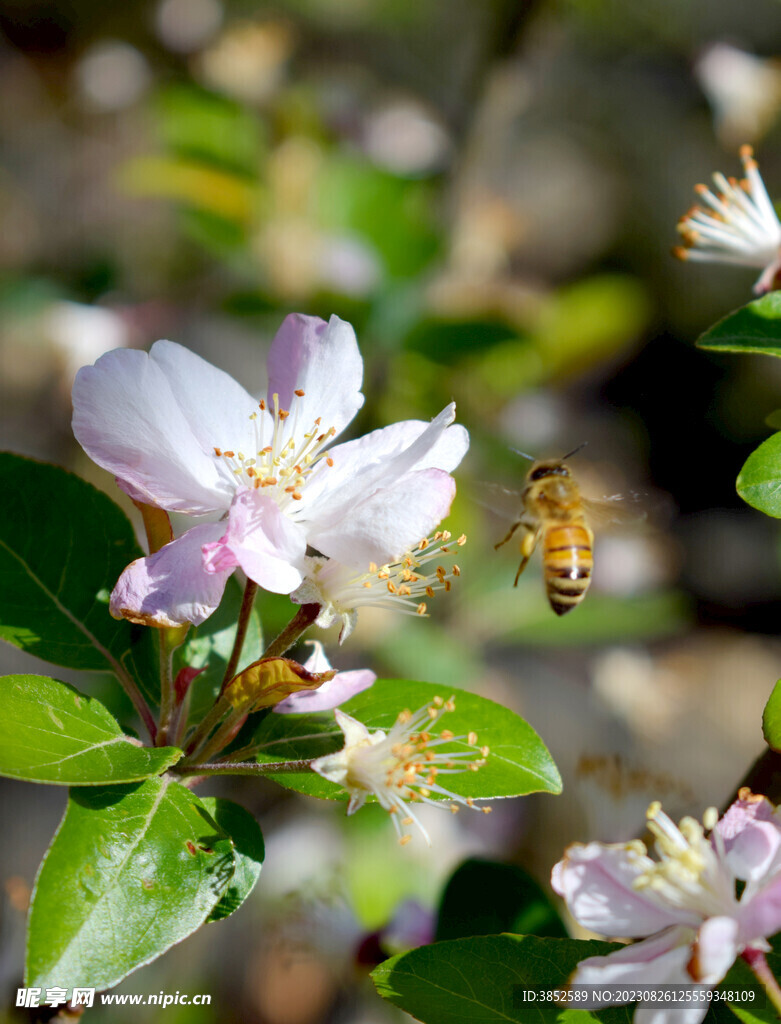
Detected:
left=267, top=314, right=364, bottom=437
left=275, top=668, right=376, bottom=713
left=202, top=489, right=306, bottom=594
left=110, top=522, right=229, bottom=627
left=635, top=1007, right=709, bottom=1024
left=754, top=258, right=781, bottom=296
left=300, top=405, right=463, bottom=521
left=73, top=348, right=230, bottom=513
left=572, top=925, right=707, bottom=1024
left=737, top=871, right=781, bottom=942
left=573, top=925, right=696, bottom=986
left=149, top=340, right=264, bottom=457
left=690, top=917, right=738, bottom=984
left=552, top=843, right=693, bottom=937
left=381, top=900, right=436, bottom=950
left=308, top=468, right=456, bottom=566
left=717, top=792, right=781, bottom=882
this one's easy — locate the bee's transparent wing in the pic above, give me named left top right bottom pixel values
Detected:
left=580, top=493, right=648, bottom=527
left=467, top=481, right=525, bottom=523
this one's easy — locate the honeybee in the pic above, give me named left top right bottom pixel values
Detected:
left=493, top=445, right=626, bottom=616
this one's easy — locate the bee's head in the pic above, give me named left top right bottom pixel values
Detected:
left=528, top=460, right=571, bottom=483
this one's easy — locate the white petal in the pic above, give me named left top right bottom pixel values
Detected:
left=334, top=708, right=372, bottom=746
left=302, top=640, right=332, bottom=674
left=266, top=314, right=364, bottom=437
left=109, top=522, right=229, bottom=627
left=736, top=872, right=781, bottom=942
left=73, top=347, right=228, bottom=513
left=572, top=924, right=707, bottom=1024
left=552, top=842, right=693, bottom=937
left=338, top=609, right=358, bottom=644
left=572, top=925, right=696, bottom=988
left=635, top=1004, right=709, bottom=1024
left=310, top=751, right=349, bottom=785
left=691, top=917, right=738, bottom=984
left=308, top=468, right=456, bottom=566
left=300, top=405, right=465, bottom=521
left=150, top=340, right=264, bottom=457
left=346, top=791, right=367, bottom=815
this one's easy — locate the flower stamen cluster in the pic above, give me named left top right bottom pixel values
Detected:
left=213, top=390, right=336, bottom=512
left=631, top=802, right=737, bottom=919
left=293, top=532, right=466, bottom=641
left=312, top=697, right=491, bottom=846
left=674, top=145, right=781, bottom=294
left=345, top=531, right=465, bottom=616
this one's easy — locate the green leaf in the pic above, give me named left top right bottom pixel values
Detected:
left=200, top=797, right=264, bottom=922
left=737, top=433, right=781, bottom=517
left=0, top=454, right=157, bottom=696
left=718, top=941, right=781, bottom=1024
left=154, top=84, right=265, bottom=178
left=371, top=934, right=633, bottom=1023
left=697, top=293, right=781, bottom=357
left=26, top=779, right=235, bottom=991
left=315, top=154, right=440, bottom=279
left=435, top=858, right=567, bottom=941
left=177, top=576, right=263, bottom=723
left=762, top=680, right=781, bottom=751
left=405, top=319, right=519, bottom=364
left=0, top=675, right=181, bottom=784
left=251, top=678, right=561, bottom=800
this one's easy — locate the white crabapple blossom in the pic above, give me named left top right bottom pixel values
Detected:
left=551, top=790, right=781, bottom=1024
left=71, top=314, right=468, bottom=627
left=274, top=641, right=376, bottom=713
left=674, top=145, right=781, bottom=295
left=290, top=530, right=466, bottom=642
left=312, top=697, right=491, bottom=846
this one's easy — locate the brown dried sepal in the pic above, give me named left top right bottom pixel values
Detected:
left=225, top=657, right=336, bottom=713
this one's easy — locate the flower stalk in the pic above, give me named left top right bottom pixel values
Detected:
left=156, top=624, right=188, bottom=747
left=173, top=759, right=314, bottom=777
left=111, top=660, right=158, bottom=745
left=741, top=948, right=781, bottom=1017
left=218, top=578, right=259, bottom=696
left=183, top=696, right=233, bottom=760
left=189, top=710, right=249, bottom=766
left=262, top=602, right=321, bottom=658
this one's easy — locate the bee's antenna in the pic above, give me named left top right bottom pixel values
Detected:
left=510, top=447, right=536, bottom=462
left=561, top=442, right=588, bottom=461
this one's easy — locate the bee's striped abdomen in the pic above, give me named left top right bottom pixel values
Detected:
left=542, top=522, right=593, bottom=616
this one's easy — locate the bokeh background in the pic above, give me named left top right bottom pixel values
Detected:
left=4, top=0, right=781, bottom=1020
